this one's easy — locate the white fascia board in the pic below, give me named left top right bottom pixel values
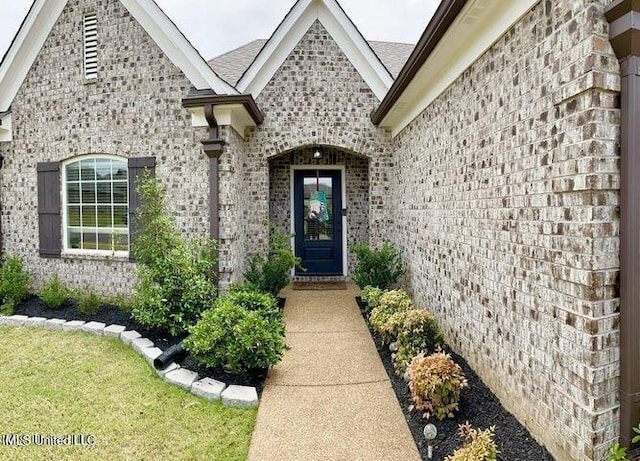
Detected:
left=237, top=0, right=314, bottom=95
left=0, top=113, right=12, bottom=142
left=120, top=0, right=238, bottom=94
left=319, top=0, right=393, bottom=101
left=381, top=0, right=540, bottom=137
left=0, top=0, right=67, bottom=112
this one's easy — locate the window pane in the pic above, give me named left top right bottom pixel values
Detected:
left=114, top=233, right=128, bottom=251
left=114, top=206, right=128, bottom=227
left=83, top=232, right=97, bottom=250
left=113, top=182, right=127, bottom=204
left=67, top=183, right=80, bottom=204
left=97, top=183, right=111, bottom=203
left=68, top=231, right=82, bottom=249
left=81, top=182, right=96, bottom=203
left=80, top=159, right=96, bottom=181
left=112, top=163, right=127, bottom=180
left=81, top=206, right=96, bottom=227
left=97, top=233, right=112, bottom=251
left=95, top=159, right=112, bottom=181
left=67, top=162, right=80, bottom=181
left=68, top=206, right=80, bottom=226
left=97, top=206, right=112, bottom=227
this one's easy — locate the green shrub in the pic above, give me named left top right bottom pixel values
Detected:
left=444, top=423, right=498, bottom=461
left=0, top=256, right=31, bottom=311
left=407, top=351, right=468, bottom=420
left=606, top=424, right=640, bottom=461
left=0, top=301, right=14, bottom=316
left=368, top=289, right=413, bottom=343
left=38, top=273, right=69, bottom=309
left=392, top=309, right=444, bottom=375
left=352, top=242, right=403, bottom=290
left=183, top=298, right=289, bottom=374
left=131, top=173, right=218, bottom=336
left=360, top=285, right=385, bottom=316
left=244, top=222, right=301, bottom=297
left=77, top=290, right=102, bottom=315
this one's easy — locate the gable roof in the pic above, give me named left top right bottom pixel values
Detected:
left=0, top=0, right=237, bottom=112
left=233, top=0, right=396, bottom=100
left=209, top=39, right=415, bottom=86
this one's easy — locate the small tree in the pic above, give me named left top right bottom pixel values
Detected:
left=131, top=172, right=218, bottom=336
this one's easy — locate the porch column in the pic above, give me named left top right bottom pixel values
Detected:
left=606, top=0, right=640, bottom=447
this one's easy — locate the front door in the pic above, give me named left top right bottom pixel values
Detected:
left=294, top=169, right=343, bottom=275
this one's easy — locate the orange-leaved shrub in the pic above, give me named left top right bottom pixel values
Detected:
left=407, top=351, right=468, bottom=420
left=444, top=422, right=498, bottom=461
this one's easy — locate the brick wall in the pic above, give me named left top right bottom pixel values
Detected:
left=0, top=0, right=209, bottom=296
left=387, top=1, right=620, bottom=460
left=239, top=21, right=392, bottom=269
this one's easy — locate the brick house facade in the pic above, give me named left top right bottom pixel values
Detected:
left=0, top=0, right=635, bottom=460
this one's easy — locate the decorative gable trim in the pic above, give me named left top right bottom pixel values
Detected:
left=0, top=0, right=237, bottom=114
left=0, top=0, right=68, bottom=113
left=236, top=0, right=394, bottom=101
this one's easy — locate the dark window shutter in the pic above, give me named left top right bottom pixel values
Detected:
left=128, top=157, right=156, bottom=261
left=37, top=162, right=61, bottom=258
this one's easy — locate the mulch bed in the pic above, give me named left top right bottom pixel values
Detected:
left=356, top=297, right=554, bottom=461
left=13, top=295, right=268, bottom=396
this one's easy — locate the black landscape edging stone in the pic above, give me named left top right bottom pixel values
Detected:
left=14, top=295, right=267, bottom=396
left=357, top=302, right=554, bottom=461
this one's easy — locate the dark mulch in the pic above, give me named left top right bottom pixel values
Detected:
left=13, top=295, right=268, bottom=395
left=355, top=297, right=554, bottom=461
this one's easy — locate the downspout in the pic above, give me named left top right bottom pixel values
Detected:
left=605, top=0, right=640, bottom=447
left=201, top=102, right=225, bottom=283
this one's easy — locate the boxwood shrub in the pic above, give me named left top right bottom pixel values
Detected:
left=183, top=297, right=288, bottom=374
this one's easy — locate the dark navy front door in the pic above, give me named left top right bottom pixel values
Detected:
left=294, top=169, right=343, bottom=275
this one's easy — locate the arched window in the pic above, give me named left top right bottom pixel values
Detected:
left=62, top=155, right=129, bottom=255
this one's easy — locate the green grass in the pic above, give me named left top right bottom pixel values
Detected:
left=0, top=327, right=256, bottom=460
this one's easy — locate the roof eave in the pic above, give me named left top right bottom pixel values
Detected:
left=371, top=0, right=469, bottom=126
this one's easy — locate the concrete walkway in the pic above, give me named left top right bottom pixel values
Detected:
left=249, top=283, right=421, bottom=461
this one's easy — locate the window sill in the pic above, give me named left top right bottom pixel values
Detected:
left=60, top=251, right=131, bottom=262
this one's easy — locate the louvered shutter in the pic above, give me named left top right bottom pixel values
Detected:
left=37, top=162, right=61, bottom=258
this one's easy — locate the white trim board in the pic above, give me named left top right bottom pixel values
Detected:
left=289, top=165, right=348, bottom=277
left=0, top=0, right=236, bottom=113
left=237, top=0, right=393, bottom=101
left=379, top=0, right=540, bottom=137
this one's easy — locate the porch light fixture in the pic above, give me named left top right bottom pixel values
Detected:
left=423, top=423, right=437, bottom=459
left=313, top=147, right=323, bottom=159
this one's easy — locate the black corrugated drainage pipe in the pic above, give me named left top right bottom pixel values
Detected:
left=154, top=341, right=189, bottom=370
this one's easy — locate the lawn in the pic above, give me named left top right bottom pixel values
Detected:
left=0, top=326, right=256, bottom=461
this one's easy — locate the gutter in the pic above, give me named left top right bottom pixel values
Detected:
left=370, top=0, right=468, bottom=126
left=605, top=0, right=640, bottom=448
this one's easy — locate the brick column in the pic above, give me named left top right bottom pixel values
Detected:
left=605, top=0, right=640, bottom=447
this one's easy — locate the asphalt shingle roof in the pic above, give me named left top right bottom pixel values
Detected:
left=208, top=39, right=415, bottom=87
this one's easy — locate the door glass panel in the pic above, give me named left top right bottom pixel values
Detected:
left=303, top=174, right=334, bottom=241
